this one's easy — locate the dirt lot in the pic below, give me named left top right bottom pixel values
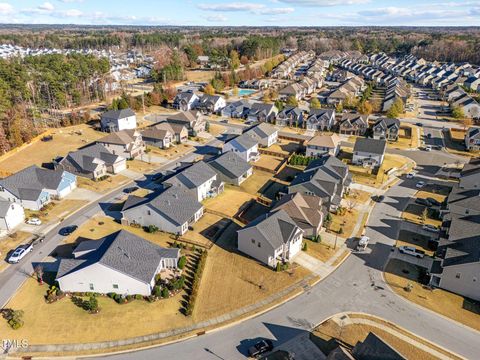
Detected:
left=0, top=124, right=105, bottom=175
left=385, top=260, right=480, bottom=332
left=77, top=175, right=131, bottom=194
left=311, top=313, right=461, bottom=360
left=0, top=231, right=32, bottom=273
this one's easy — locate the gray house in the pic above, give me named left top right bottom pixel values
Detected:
left=56, top=230, right=180, bottom=296
left=221, top=100, right=251, bottom=118
left=247, top=103, right=278, bottom=123
left=237, top=209, right=304, bottom=268
left=352, top=138, right=387, bottom=168
left=276, top=106, right=304, bottom=127
left=245, top=123, right=278, bottom=148
left=339, top=114, right=369, bottom=135
left=173, top=91, right=200, bottom=111
left=141, top=126, right=174, bottom=149
left=305, top=109, right=336, bottom=131
left=57, top=143, right=127, bottom=180
left=288, top=156, right=351, bottom=211
left=166, top=111, right=206, bottom=135
left=208, top=151, right=253, bottom=185
left=96, top=129, right=145, bottom=159
left=372, top=118, right=400, bottom=141
left=100, top=108, right=137, bottom=132
left=465, top=127, right=480, bottom=151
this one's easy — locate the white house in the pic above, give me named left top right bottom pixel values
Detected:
left=223, top=133, right=259, bottom=162
left=101, top=108, right=137, bottom=132
left=245, top=123, right=278, bottom=148
left=352, top=138, right=387, bottom=168
left=56, top=230, right=180, bottom=296
left=0, top=201, right=25, bottom=232
left=237, top=209, right=304, bottom=268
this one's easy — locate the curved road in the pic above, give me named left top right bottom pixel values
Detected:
left=94, top=171, right=480, bottom=359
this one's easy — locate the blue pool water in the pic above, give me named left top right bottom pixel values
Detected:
left=231, top=89, right=256, bottom=96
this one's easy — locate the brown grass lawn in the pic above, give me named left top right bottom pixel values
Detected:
left=185, top=70, right=216, bottom=82
left=347, top=189, right=371, bottom=204
left=305, top=240, right=338, bottom=262
left=450, top=128, right=466, bottom=142
left=416, top=190, right=446, bottom=204
left=0, top=124, right=105, bottom=175
left=268, top=140, right=302, bottom=155
left=239, top=170, right=275, bottom=195
left=25, top=199, right=88, bottom=223
left=126, top=159, right=158, bottom=173
left=311, top=314, right=461, bottom=360
left=255, top=154, right=285, bottom=172
left=181, top=213, right=227, bottom=246
left=208, top=123, right=225, bottom=136
left=380, top=154, right=411, bottom=174
left=203, top=187, right=255, bottom=217
left=146, top=143, right=194, bottom=159
left=194, top=222, right=311, bottom=320
left=0, top=231, right=32, bottom=273
left=402, top=203, right=442, bottom=228
left=385, top=260, right=480, bottom=332
left=328, top=209, right=359, bottom=238
left=388, top=125, right=420, bottom=150
left=77, top=175, right=130, bottom=194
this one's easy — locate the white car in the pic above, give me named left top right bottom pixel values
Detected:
left=26, top=217, right=42, bottom=226
left=406, top=172, right=415, bottom=179
left=8, top=244, right=33, bottom=264
left=424, top=145, right=432, bottom=151
left=422, top=224, right=440, bottom=233
left=416, top=181, right=425, bottom=188
left=398, top=246, right=425, bottom=259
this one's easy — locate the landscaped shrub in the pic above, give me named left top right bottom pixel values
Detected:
left=145, top=225, right=159, bottom=233
left=153, top=285, right=162, bottom=298
left=2, top=309, right=24, bottom=330
left=302, top=242, right=308, bottom=251
left=161, top=288, right=169, bottom=299
left=107, top=292, right=116, bottom=299
left=185, top=251, right=208, bottom=316
left=135, top=294, right=143, bottom=300
left=84, top=296, right=99, bottom=313
left=178, top=255, right=187, bottom=269
left=169, top=275, right=186, bottom=291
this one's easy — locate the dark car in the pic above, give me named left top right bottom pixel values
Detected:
left=151, top=173, right=164, bottom=181
left=123, top=186, right=139, bottom=194
left=416, top=122, right=423, bottom=127
left=59, top=225, right=78, bottom=236
left=427, top=197, right=441, bottom=206
left=373, top=195, right=385, bottom=202
left=248, top=339, right=274, bottom=358
left=415, top=198, right=432, bottom=206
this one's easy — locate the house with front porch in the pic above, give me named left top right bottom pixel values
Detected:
left=96, top=129, right=145, bottom=159
left=352, top=138, right=387, bottom=168
left=305, top=109, right=336, bottom=131
left=372, top=118, right=400, bottom=141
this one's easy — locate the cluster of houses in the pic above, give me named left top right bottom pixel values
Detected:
left=325, top=75, right=366, bottom=106
left=271, top=51, right=314, bottom=79
left=431, top=157, right=480, bottom=301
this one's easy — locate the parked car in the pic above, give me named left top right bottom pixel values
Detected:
left=372, top=195, right=385, bottom=202
left=406, top=172, right=415, bottom=179
left=415, top=198, right=431, bottom=206
left=416, top=181, right=425, bottom=188
left=416, top=122, right=423, bottom=127
left=8, top=243, right=33, bottom=264
left=248, top=339, right=274, bottom=358
left=424, top=145, right=432, bottom=151
left=357, top=236, right=370, bottom=251
left=59, top=225, right=78, bottom=236
left=426, top=197, right=441, bottom=206
left=399, top=246, right=425, bottom=258
left=123, top=186, right=139, bottom=194
left=26, top=217, right=42, bottom=226
left=422, top=224, right=440, bottom=233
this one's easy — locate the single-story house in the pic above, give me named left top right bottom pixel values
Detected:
left=306, top=134, right=341, bottom=157
left=237, top=209, right=304, bottom=268
left=96, top=129, right=145, bottom=159
left=100, top=108, right=137, bottom=132
left=56, top=230, right=180, bottom=296
left=352, top=138, right=387, bottom=168
left=208, top=151, right=253, bottom=186
left=0, top=201, right=25, bottom=231
left=0, top=165, right=77, bottom=210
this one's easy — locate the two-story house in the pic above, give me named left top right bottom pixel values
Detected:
left=100, top=108, right=137, bottom=132
left=96, top=129, right=145, bottom=159
left=306, top=134, right=341, bottom=157
left=372, top=118, right=401, bottom=141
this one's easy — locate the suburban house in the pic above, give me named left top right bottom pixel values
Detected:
left=153, top=122, right=188, bottom=144
left=0, top=201, right=25, bottom=231
left=245, top=123, right=278, bottom=148
left=352, top=138, right=387, bottom=168
left=166, top=111, right=206, bottom=134
left=276, top=106, right=304, bottom=127
left=56, top=230, right=180, bottom=296
left=166, top=161, right=223, bottom=202
left=121, top=185, right=204, bottom=235
left=208, top=151, right=253, bottom=186
left=288, top=156, right=351, bottom=211
left=100, top=108, right=137, bottom=132
left=279, top=83, right=305, bottom=101
left=464, top=76, right=480, bottom=92
left=57, top=143, right=126, bottom=180
left=372, top=118, right=401, bottom=141
left=141, top=125, right=174, bottom=149
left=237, top=209, right=304, bottom=268
left=0, top=165, right=77, bottom=210
left=272, top=193, right=323, bottom=239
left=247, top=103, right=278, bottom=123
left=221, top=100, right=251, bottom=118
left=305, top=109, right=336, bottom=131
left=339, top=114, right=369, bottom=135
left=458, top=157, right=480, bottom=189
left=173, top=91, right=199, bottom=111
left=465, top=127, right=480, bottom=151
left=96, top=129, right=145, bottom=159
left=306, top=134, right=341, bottom=157
left=196, top=94, right=226, bottom=114
left=223, top=133, right=259, bottom=162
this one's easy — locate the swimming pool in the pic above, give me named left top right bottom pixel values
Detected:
left=231, top=89, right=256, bottom=96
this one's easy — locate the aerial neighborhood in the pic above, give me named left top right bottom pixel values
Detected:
left=0, top=22, right=479, bottom=360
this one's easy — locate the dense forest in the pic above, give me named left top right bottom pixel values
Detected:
left=0, top=54, right=110, bottom=152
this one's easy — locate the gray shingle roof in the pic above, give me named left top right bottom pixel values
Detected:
left=0, top=165, right=66, bottom=200
left=208, top=151, right=252, bottom=180
left=228, top=133, right=258, bottom=152
left=0, top=201, right=13, bottom=217
left=169, top=161, right=217, bottom=189
left=102, top=108, right=135, bottom=120
left=61, top=143, right=122, bottom=172
left=354, top=138, right=387, bottom=155
left=247, top=123, right=277, bottom=138
left=56, top=230, right=180, bottom=284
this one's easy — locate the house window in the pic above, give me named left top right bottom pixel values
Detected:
left=251, top=239, right=255, bottom=244
left=89, top=283, right=94, bottom=290
left=147, top=210, right=151, bottom=216
left=113, top=284, right=119, bottom=289
left=456, top=273, right=461, bottom=279
left=258, top=242, right=261, bottom=248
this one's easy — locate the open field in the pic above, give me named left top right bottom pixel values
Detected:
left=25, top=199, right=88, bottom=223
left=77, top=175, right=131, bottom=194
left=0, top=124, right=105, bottom=175
left=385, top=260, right=480, bottom=332
left=311, top=313, right=461, bottom=360
left=0, top=231, right=32, bottom=273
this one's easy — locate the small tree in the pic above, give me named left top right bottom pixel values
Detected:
left=338, top=227, right=344, bottom=235
left=286, top=95, right=298, bottom=107
left=85, top=295, right=99, bottom=313
left=178, top=255, right=187, bottom=269
left=302, top=242, right=308, bottom=251
left=204, top=84, right=215, bottom=96
left=34, top=265, right=44, bottom=285
left=451, top=105, right=465, bottom=120
left=205, top=121, right=210, bottom=132
left=161, top=287, right=169, bottom=299
left=358, top=100, right=373, bottom=115
left=421, top=207, right=428, bottom=224
left=310, top=98, right=321, bottom=110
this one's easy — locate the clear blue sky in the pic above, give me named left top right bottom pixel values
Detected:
left=1, top=1, right=479, bottom=26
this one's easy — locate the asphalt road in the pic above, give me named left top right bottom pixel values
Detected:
left=0, top=136, right=224, bottom=309
left=92, top=178, right=480, bottom=360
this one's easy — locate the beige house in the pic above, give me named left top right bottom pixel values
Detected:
left=96, top=130, right=145, bottom=159
left=306, top=134, right=341, bottom=157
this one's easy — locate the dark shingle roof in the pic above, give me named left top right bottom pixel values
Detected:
left=102, top=108, right=135, bottom=120
left=56, top=230, right=180, bottom=284
left=169, top=161, right=218, bottom=189
left=354, top=138, right=387, bottom=155
left=208, top=151, right=252, bottom=180
left=62, top=143, right=121, bottom=172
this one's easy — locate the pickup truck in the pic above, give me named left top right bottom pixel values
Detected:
left=399, top=246, right=425, bottom=258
